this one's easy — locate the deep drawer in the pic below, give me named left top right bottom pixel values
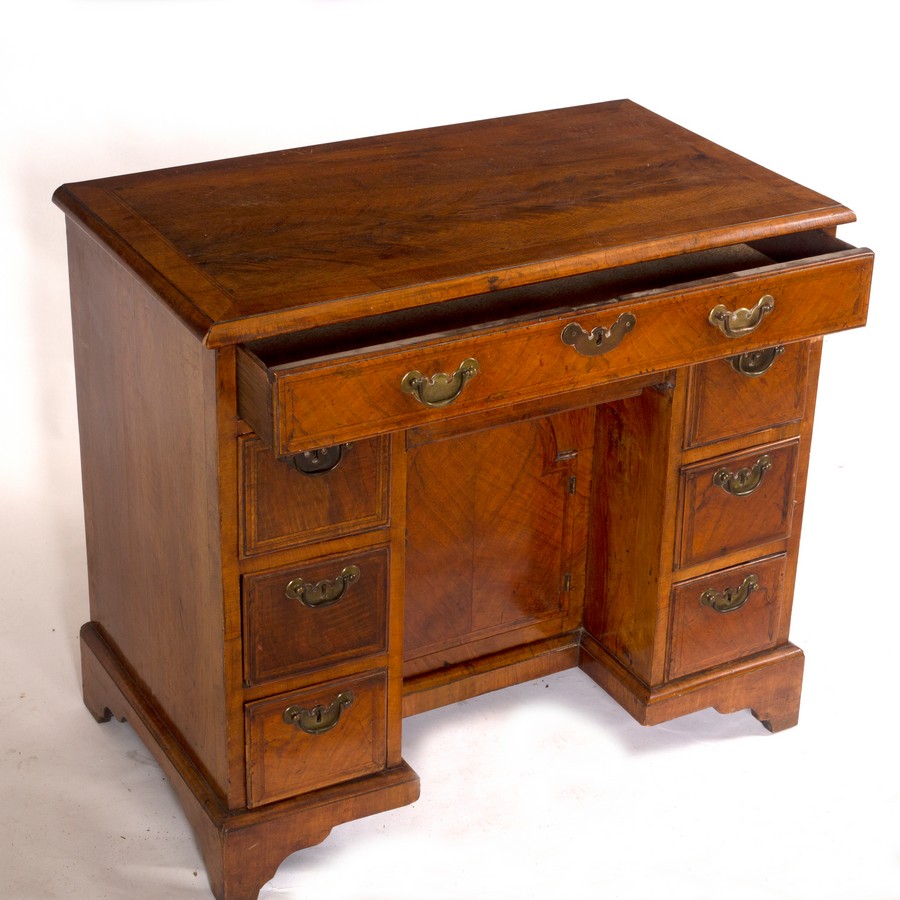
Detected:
left=245, top=670, right=387, bottom=807
left=668, top=555, right=787, bottom=680
left=239, top=433, right=390, bottom=556
left=677, top=439, right=799, bottom=569
left=237, top=237, right=871, bottom=456
left=243, top=546, right=389, bottom=684
left=685, top=340, right=811, bottom=448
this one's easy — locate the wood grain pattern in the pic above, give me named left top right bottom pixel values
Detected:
left=580, top=631, right=805, bottom=733
left=242, top=547, right=389, bottom=684
left=239, top=433, right=390, bottom=556
left=215, top=344, right=252, bottom=811
left=67, top=221, right=229, bottom=798
left=81, top=623, right=418, bottom=900
left=53, top=100, right=857, bottom=347
left=402, top=633, right=581, bottom=717
left=668, top=555, right=787, bottom=679
left=238, top=243, right=871, bottom=455
left=685, top=340, right=810, bottom=447
left=583, top=383, right=683, bottom=685
left=404, top=411, right=590, bottom=667
left=58, top=102, right=870, bottom=899
left=676, top=439, right=799, bottom=568
left=245, top=670, right=387, bottom=807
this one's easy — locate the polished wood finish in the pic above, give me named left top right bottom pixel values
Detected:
left=246, top=670, right=387, bottom=806
left=668, top=554, right=787, bottom=679
left=239, top=434, right=389, bottom=556
left=404, top=410, right=591, bottom=672
left=235, top=236, right=869, bottom=455
left=585, top=383, right=682, bottom=685
left=53, top=100, right=857, bottom=347
left=686, top=341, right=810, bottom=447
left=580, top=632, right=806, bottom=733
left=402, top=632, right=582, bottom=717
left=55, top=101, right=872, bottom=899
left=242, top=546, right=389, bottom=684
left=66, top=221, right=230, bottom=798
left=676, top=440, right=799, bottom=568
left=81, top=623, right=418, bottom=900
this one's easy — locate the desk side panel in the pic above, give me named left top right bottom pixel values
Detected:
left=67, top=220, right=229, bottom=798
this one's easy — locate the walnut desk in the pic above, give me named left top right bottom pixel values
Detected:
left=54, top=100, right=873, bottom=899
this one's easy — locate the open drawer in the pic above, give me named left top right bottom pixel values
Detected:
left=236, top=232, right=872, bottom=456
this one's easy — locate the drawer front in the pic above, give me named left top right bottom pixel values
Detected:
left=246, top=670, right=386, bottom=807
left=668, top=555, right=786, bottom=680
left=677, top=440, right=799, bottom=569
left=239, top=433, right=390, bottom=556
left=242, top=247, right=870, bottom=455
left=243, top=547, right=389, bottom=685
left=685, top=341, right=810, bottom=448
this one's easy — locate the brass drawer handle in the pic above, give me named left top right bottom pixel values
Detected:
left=290, top=442, right=353, bottom=475
left=700, top=574, right=759, bottom=613
left=713, top=455, right=772, bottom=497
left=561, top=312, right=636, bottom=357
left=401, top=358, right=479, bottom=408
left=709, top=294, right=775, bottom=338
left=728, top=345, right=784, bottom=376
left=285, top=564, right=360, bottom=608
left=283, top=691, right=354, bottom=735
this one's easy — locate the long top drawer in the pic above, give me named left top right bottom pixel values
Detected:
left=237, top=235, right=872, bottom=456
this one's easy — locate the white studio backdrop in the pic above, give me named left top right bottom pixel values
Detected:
left=2, top=2, right=897, bottom=898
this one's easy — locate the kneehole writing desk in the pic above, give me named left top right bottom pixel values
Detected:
left=54, top=100, right=872, bottom=899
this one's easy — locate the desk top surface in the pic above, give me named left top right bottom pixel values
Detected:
left=54, top=99, right=853, bottom=347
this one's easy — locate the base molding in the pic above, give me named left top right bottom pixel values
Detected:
left=400, top=627, right=804, bottom=731
left=80, top=619, right=804, bottom=896
left=401, top=632, right=581, bottom=716
left=579, top=631, right=804, bottom=732
left=80, top=623, right=420, bottom=900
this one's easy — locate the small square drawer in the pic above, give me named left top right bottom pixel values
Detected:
left=239, top=434, right=389, bottom=557
left=245, top=670, right=387, bottom=807
left=677, top=439, right=799, bottom=569
left=243, top=547, right=389, bottom=685
left=668, top=555, right=786, bottom=680
left=685, top=340, right=810, bottom=448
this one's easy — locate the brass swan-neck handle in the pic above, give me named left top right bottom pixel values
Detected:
left=401, top=358, right=480, bottom=408
left=708, top=295, right=775, bottom=338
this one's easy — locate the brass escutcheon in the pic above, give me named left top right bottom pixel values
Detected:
left=283, top=691, right=354, bottom=735
left=728, top=345, right=784, bottom=376
left=285, top=565, right=360, bottom=609
left=401, top=358, right=479, bottom=408
left=699, top=574, right=759, bottom=613
left=713, top=455, right=772, bottom=497
left=708, top=294, right=775, bottom=338
left=561, top=312, right=636, bottom=357
left=290, top=443, right=353, bottom=475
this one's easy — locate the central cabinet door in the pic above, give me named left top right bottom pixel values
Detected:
left=403, top=409, right=592, bottom=676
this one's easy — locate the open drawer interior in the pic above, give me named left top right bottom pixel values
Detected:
left=243, top=230, right=854, bottom=370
